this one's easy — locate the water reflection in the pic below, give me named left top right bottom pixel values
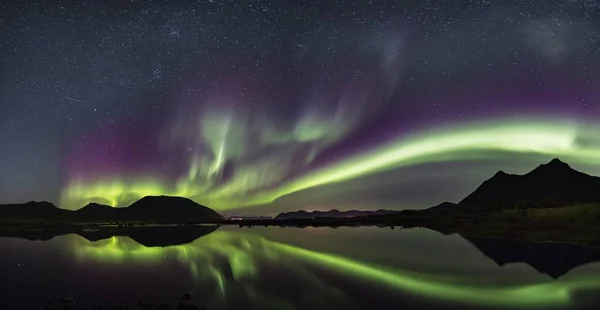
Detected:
left=64, top=226, right=600, bottom=309
left=71, top=228, right=356, bottom=310
left=465, top=238, right=600, bottom=279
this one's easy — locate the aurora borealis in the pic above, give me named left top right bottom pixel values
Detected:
left=4, top=2, right=600, bottom=308
left=59, top=118, right=600, bottom=211
left=2, top=0, right=600, bottom=214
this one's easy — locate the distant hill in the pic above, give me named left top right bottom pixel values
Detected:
left=0, top=201, right=69, bottom=220
left=275, top=209, right=400, bottom=220
left=455, top=158, right=600, bottom=211
left=120, top=196, right=223, bottom=222
left=73, top=202, right=119, bottom=221
left=0, top=196, right=223, bottom=223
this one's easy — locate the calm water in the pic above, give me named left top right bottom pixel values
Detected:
left=2, top=226, right=600, bottom=309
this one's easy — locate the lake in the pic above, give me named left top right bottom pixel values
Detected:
left=1, top=225, right=600, bottom=309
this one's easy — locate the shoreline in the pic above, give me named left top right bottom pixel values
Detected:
left=1, top=211, right=599, bottom=249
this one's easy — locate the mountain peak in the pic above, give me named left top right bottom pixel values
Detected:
left=84, top=202, right=109, bottom=207
left=21, top=201, right=58, bottom=210
left=486, top=170, right=514, bottom=183
left=459, top=158, right=600, bottom=208
left=79, top=202, right=113, bottom=211
left=548, top=158, right=569, bottom=167
left=529, top=158, right=573, bottom=175
left=493, top=170, right=508, bottom=177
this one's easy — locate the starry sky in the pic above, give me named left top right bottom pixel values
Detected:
left=1, top=0, right=600, bottom=215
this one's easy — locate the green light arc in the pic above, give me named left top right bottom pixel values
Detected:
left=62, top=117, right=600, bottom=210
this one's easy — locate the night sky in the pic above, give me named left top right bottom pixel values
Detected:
left=1, top=0, right=600, bottom=215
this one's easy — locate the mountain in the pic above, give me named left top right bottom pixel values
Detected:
left=456, top=158, right=600, bottom=210
left=72, top=202, right=119, bottom=221
left=275, top=158, right=600, bottom=218
left=0, top=201, right=69, bottom=220
left=423, top=202, right=458, bottom=213
left=0, top=196, right=223, bottom=223
left=275, top=209, right=400, bottom=220
left=121, top=196, right=224, bottom=222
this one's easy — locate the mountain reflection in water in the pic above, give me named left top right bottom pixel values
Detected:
left=61, top=226, right=600, bottom=309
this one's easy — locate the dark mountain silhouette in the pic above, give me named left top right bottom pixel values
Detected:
left=0, top=201, right=69, bottom=219
left=456, top=158, right=600, bottom=210
left=423, top=201, right=458, bottom=212
left=275, top=209, right=400, bottom=220
left=72, top=203, right=119, bottom=221
left=275, top=210, right=310, bottom=219
left=0, top=196, right=223, bottom=223
left=76, top=202, right=114, bottom=214
left=274, top=158, right=600, bottom=217
left=121, top=196, right=223, bottom=222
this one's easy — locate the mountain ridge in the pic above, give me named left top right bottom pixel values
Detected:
left=456, top=158, right=600, bottom=210
left=3, top=158, right=600, bottom=221
left=0, top=195, right=223, bottom=223
left=274, top=158, right=600, bottom=217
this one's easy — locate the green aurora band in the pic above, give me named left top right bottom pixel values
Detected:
left=62, top=117, right=600, bottom=210
left=71, top=230, right=600, bottom=308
